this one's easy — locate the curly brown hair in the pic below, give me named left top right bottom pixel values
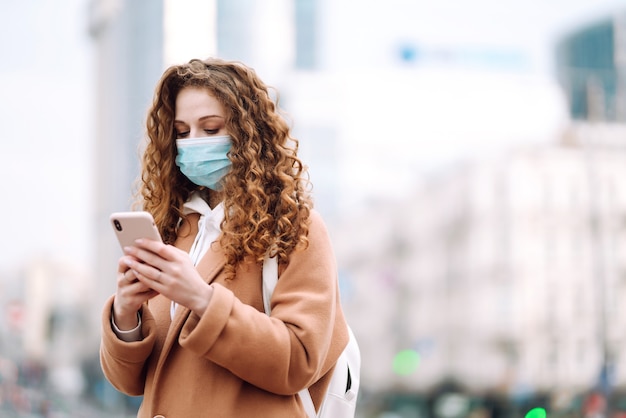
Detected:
left=137, top=57, right=312, bottom=279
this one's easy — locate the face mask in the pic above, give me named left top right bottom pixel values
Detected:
left=175, top=135, right=232, bottom=190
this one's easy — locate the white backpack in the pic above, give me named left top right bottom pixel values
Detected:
left=262, top=256, right=361, bottom=418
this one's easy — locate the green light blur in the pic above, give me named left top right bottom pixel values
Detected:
left=392, top=349, right=420, bottom=375
left=525, top=407, right=546, bottom=418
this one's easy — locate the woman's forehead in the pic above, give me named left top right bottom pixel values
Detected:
left=174, top=87, right=225, bottom=120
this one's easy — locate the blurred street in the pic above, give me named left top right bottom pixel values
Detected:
left=3, top=0, right=626, bottom=417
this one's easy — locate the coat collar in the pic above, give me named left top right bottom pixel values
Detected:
left=175, top=212, right=228, bottom=283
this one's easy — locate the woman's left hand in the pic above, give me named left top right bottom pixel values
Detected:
left=123, top=239, right=213, bottom=316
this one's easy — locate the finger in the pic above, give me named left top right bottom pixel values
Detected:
left=118, top=254, right=142, bottom=274
left=124, top=245, right=166, bottom=273
left=133, top=239, right=181, bottom=263
left=133, top=238, right=170, bottom=258
left=117, top=257, right=131, bottom=274
left=142, top=263, right=163, bottom=284
left=128, top=260, right=164, bottom=288
left=124, top=269, right=139, bottom=284
left=117, top=273, right=148, bottom=295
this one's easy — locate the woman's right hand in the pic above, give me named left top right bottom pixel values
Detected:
left=112, top=255, right=159, bottom=330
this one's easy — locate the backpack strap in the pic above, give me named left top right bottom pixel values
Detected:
left=262, top=256, right=317, bottom=418
left=262, top=255, right=278, bottom=314
left=299, top=388, right=317, bottom=418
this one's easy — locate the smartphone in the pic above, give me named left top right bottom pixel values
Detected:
left=110, top=211, right=163, bottom=250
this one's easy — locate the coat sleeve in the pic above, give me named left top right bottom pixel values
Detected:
left=99, top=295, right=158, bottom=396
left=178, top=210, right=349, bottom=395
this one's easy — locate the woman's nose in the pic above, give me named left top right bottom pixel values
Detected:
left=189, top=127, right=203, bottom=138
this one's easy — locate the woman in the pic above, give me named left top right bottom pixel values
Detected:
left=100, top=58, right=349, bottom=417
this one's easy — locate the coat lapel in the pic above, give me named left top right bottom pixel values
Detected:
left=155, top=213, right=228, bottom=369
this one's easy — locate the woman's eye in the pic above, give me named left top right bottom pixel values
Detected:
left=204, top=129, right=219, bottom=135
left=176, top=131, right=190, bottom=138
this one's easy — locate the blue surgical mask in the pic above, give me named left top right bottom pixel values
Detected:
left=175, top=135, right=232, bottom=190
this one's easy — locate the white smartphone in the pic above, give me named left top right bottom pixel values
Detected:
left=110, top=211, right=163, bottom=250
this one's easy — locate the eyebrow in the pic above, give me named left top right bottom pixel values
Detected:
left=174, top=115, right=225, bottom=124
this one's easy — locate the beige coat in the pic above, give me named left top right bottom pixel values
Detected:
left=100, top=210, right=349, bottom=418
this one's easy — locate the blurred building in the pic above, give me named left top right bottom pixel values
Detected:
left=0, top=259, right=92, bottom=396
left=335, top=122, right=626, bottom=400
left=87, top=0, right=165, bottom=331
left=556, top=12, right=626, bottom=122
